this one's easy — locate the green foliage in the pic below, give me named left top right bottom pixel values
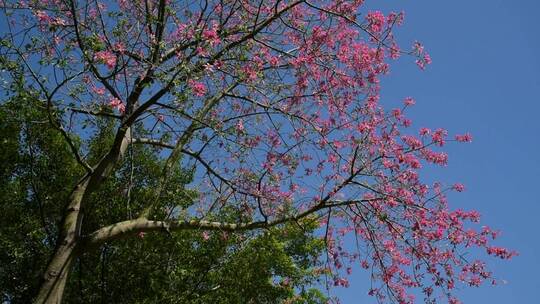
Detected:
left=0, top=97, right=81, bottom=302
left=0, top=97, right=327, bottom=303
left=66, top=222, right=326, bottom=304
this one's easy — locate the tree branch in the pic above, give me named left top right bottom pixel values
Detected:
left=82, top=197, right=377, bottom=251
left=70, top=108, right=122, bottom=119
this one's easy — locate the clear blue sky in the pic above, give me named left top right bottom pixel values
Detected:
left=334, top=1, right=540, bottom=303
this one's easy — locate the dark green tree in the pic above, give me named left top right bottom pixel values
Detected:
left=0, top=98, right=326, bottom=303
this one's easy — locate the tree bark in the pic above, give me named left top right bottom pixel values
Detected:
left=34, top=126, right=131, bottom=303
left=34, top=178, right=89, bottom=304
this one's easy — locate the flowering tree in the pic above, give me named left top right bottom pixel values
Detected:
left=0, top=1, right=514, bottom=303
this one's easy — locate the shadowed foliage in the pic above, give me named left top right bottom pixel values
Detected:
left=0, top=98, right=326, bottom=304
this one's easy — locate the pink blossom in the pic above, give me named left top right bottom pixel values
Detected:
left=403, top=97, right=415, bottom=106
left=424, top=53, right=432, bottom=65
left=361, top=260, right=369, bottom=269
left=416, top=59, right=426, bottom=70
left=35, top=11, right=51, bottom=23
left=202, top=23, right=221, bottom=47
left=357, top=121, right=372, bottom=133
left=486, top=246, right=517, bottom=259
left=114, top=42, right=126, bottom=54
left=334, top=277, right=350, bottom=287
left=188, top=80, right=207, bottom=97
left=94, top=50, right=116, bottom=69
left=118, top=0, right=130, bottom=10
left=431, top=128, right=448, bottom=146
left=390, top=44, right=401, bottom=60
left=387, top=11, right=405, bottom=26
left=449, top=298, right=462, bottom=304
left=52, top=17, right=66, bottom=26
left=366, top=11, right=386, bottom=33
left=196, top=47, right=209, bottom=56
left=455, top=133, right=473, bottom=142
left=419, top=127, right=431, bottom=136
left=452, top=183, right=465, bottom=192
left=412, top=41, right=432, bottom=70
left=91, top=86, right=105, bottom=96
left=392, top=108, right=402, bottom=118
left=243, top=65, right=258, bottom=81
left=269, top=56, right=280, bottom=66
left=328, top=153, right=338, bottom=164
left=401, top=135, right=422, bottom=149
left=236, top=119, right=245, bottom=133
left=109, top=97, right=125, bottom=113
left=171, top=23, right=190, bottom=40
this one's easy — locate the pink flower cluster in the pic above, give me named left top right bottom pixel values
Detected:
left=455, top=133, right=473, bottom=142
left=366, top=11, right=386, bottom=33
left=188, top=80, right=207, bottom=97
left=109, top=97, right=125, bottom=113
left=453, top=183, right=465, bottom=192
left=94, top=50, right=116, bottom=69
left=34, top=10, right=67, bottom=31
left=202, top=23, right=221, bottom=47
left=413, top=41, right=432, bottom=70
left=404, top=97, right=415, bottom=106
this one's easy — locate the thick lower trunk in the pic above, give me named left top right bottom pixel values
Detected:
left=33, top=242, right=77, bottom=304
left=34, top=178, right=88, bottom=304
left=34, top=126, right=130, bottom=303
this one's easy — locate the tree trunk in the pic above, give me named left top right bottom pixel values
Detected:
left=34, top=126, right=131, bottom=303
left=34, top=178, right=89, bottom=304
left=33, top=242, right=77, bottom=304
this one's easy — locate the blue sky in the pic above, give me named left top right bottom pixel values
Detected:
left=334, top=0, right=540, bottom=303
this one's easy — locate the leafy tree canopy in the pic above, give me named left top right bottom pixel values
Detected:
left=0, top=98, right=326, bottom=304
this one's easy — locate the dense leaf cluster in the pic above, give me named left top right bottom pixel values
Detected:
left=0, top=98, right=326, bottom=303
